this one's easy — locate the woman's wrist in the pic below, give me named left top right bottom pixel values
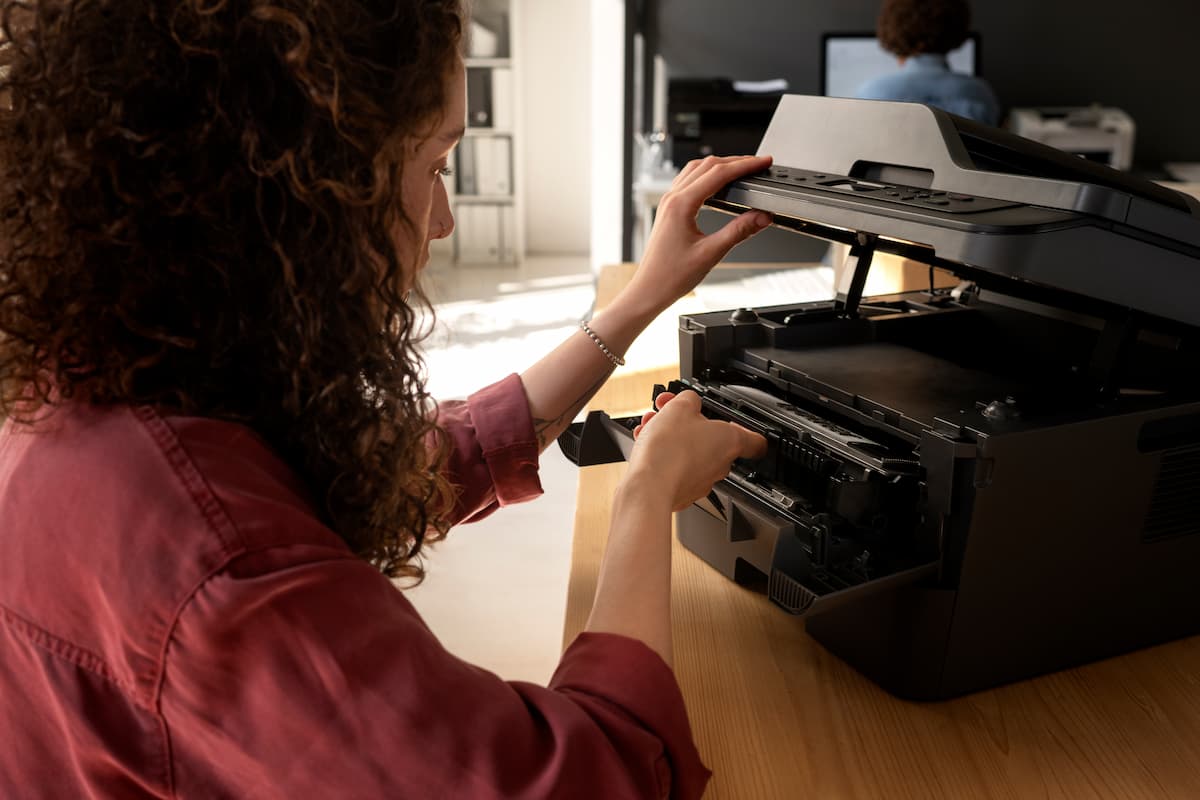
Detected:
left=612, top=277, right=672, bottom=326
left=613, top=472, right=674, bottom=522
left=593, top=283, right=665, bottom=338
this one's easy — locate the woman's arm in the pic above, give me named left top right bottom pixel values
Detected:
left=162, top=546, right=716, bottom=798
left=584, top=479, right=676, bottom=663
left=520, top=154, right=774, bottom=451
left=584, top=390, right=766, bottom=666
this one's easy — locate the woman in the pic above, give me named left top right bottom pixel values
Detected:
left=0, top=1, right=771, bottom=797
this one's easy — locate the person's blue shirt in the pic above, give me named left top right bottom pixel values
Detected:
left=854, top=53, right=1001, bottom=126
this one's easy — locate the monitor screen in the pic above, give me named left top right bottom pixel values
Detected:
left=822, top=33, right=978, bottom=99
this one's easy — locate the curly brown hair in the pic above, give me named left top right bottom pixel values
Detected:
left=877, top=0, right=970, bottom=58
left=0, top=0, right=464, bottom=581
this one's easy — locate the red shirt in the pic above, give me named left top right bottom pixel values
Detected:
left=0, top=375, right=710, bottom=798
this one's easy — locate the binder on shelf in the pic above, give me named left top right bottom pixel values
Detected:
left=468, top=21, right=499, bottom=58
left=475, top=137, right=511, bottom=196
left=499, top=204, right=516, bottom=262
left=466, top=66, right=513, bottom=132
left=496, top=137, right=512, bottom=195
left=474, top=139, right=491, bottom=198
left=466, top=67, right=492, bottom=127
left=491, top=67, right=513, bottom=131
left=470, top=139, right=484, bottom=199
left=456, top=138, right=477, bottom=195
left=453, top=136, right=512, bottom=198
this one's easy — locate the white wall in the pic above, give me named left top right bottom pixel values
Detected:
left=587, top=0, right=625, bottom=271
left=517, top=0, right=592, bottom=255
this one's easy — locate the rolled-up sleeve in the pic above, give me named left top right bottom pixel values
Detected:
left=548, top=633, right=712, bottom=799
left=161, top=549, right=710, bottom=799
left=438, top=373, right=543, bottom=525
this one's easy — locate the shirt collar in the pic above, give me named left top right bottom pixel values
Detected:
left=903, top=53, right=950, bottom=71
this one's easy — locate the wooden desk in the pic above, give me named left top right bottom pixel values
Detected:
left=563, top=263, right=1200, bottom=799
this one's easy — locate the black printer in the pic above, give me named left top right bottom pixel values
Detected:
left=667, top=78, right=782, bottom=168
left=561, top=95, right=1200, bottom=700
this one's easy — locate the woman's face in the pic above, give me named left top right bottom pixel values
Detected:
left=397, top=60, right=466, bottom=290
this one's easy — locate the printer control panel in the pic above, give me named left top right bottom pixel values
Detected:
left=745, top=166, right=1019, bottom=215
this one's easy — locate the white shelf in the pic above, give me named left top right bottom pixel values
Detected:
left=453, top=0, right=522, bottom=266
left=464, top=128, right=513, bottom=137
left=455, top=195, right=515, bottom=205
left=465, top=57, right=512, bottom=68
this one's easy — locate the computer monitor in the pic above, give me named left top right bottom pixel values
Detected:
left=821, top=33, right=979, bottom=99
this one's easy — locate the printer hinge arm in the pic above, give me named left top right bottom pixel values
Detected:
left=1089, top=311, right=1138, bottom=397
left=835, top=232, right=879, bottom=318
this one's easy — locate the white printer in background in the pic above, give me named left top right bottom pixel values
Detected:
left=1007, top=106, right=1136, bottom=170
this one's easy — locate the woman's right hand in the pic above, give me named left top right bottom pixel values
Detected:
left=625, top=390, right=767, bottom=512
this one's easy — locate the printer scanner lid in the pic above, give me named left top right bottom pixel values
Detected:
left=707, top=95, right=1200, bottom=329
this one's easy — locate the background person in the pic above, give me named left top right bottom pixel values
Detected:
left=855, top=0, right=1002, bottom=125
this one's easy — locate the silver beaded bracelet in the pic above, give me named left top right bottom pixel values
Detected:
left=579, top=320, right=626, bottom=367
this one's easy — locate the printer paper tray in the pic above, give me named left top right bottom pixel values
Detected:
left=560, top=410, right=938, bottom=619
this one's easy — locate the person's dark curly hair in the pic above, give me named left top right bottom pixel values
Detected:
left=0, top=0, right=465, bottom=581
left=877, top=0, right=970, bottom=58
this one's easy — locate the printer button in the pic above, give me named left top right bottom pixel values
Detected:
left=948, top=193, right=974, bottom=202
left=930, top=199, right=950, bottom=206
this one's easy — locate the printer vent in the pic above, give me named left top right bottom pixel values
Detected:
left=769, top=570, right=819, bottom=615
left=1143, top=444, right=1200, bottom=543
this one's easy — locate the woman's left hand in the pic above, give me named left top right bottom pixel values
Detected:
left=624, top=154, right=774, bottom=316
